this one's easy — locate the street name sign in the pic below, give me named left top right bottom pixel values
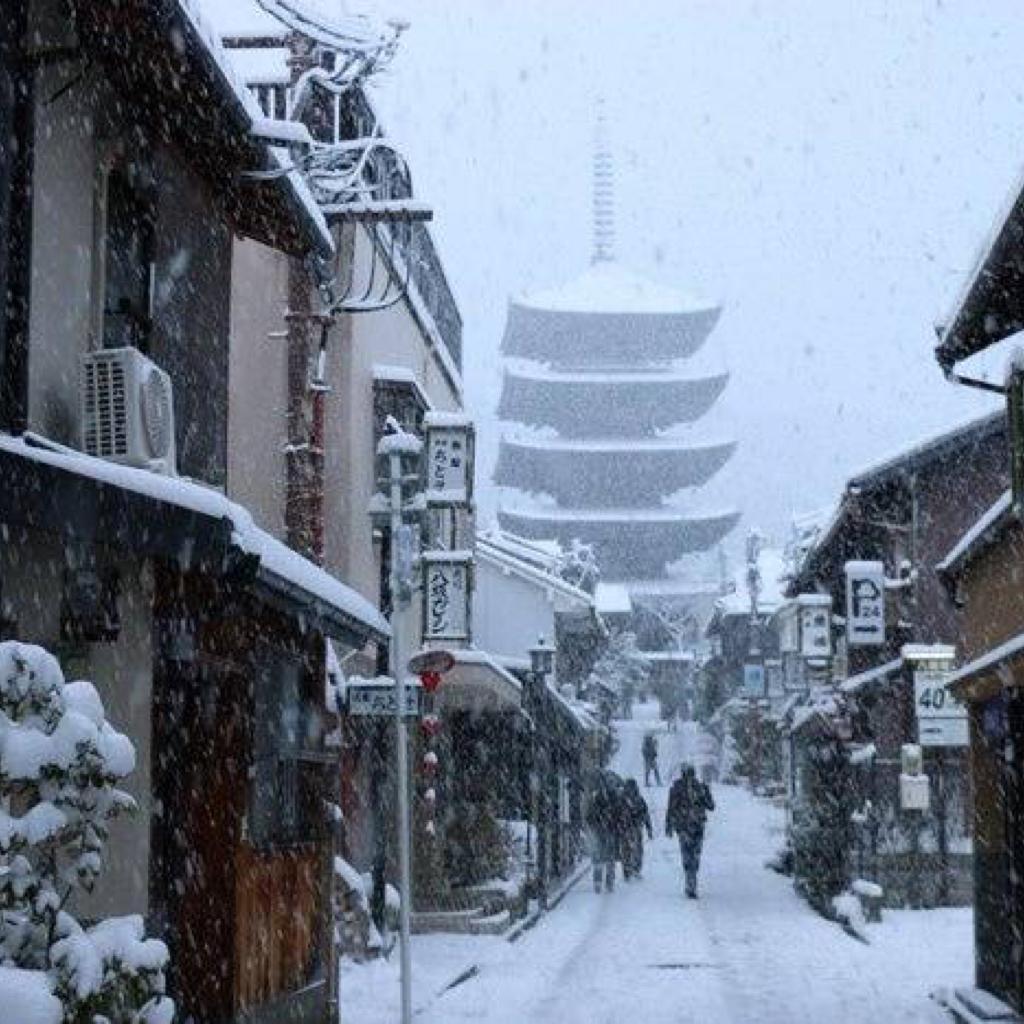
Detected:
left=348, top=679, right=421, bottom=718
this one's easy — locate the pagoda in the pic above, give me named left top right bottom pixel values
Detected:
left=494, top=117, right=738, bottom=596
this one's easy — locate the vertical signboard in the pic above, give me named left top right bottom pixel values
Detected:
left=799, top=597, right=832, bottom=659
left=424, top=415, right=474, bottom=506
left=422, top=553, right=471, bottom=642
left=914, top=667, right=967, bottom=747
left=845, top=561, right=885, bottom=646
left=743, top=663, right=766, bottom=699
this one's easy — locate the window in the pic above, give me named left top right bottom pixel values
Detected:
left=249, top=651, right=325, bottom=848
left=101, top=162, right=155, bottom=352
left=372, top=378, right=428, bottom=442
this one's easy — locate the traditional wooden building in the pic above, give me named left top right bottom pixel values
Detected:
left=783, top=414, right=1007, bottom=907
left=0, top=3, right=389, bottom=1022
left=930, top=145, right=1024, bottom=1015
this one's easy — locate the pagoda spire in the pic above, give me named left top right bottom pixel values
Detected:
left=592, top=98, right=615, bottom=264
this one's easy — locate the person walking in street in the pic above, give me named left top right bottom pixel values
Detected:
left=665, top=764, right=715, bottom=898
left=642, top=732, right=661, bottom=787
left=585, top=770, right=622, bottom=893
left=618, top=778, right=653, bottom=881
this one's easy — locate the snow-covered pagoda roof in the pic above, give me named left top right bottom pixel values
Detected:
left=502, top=262, right=722, bottom=366
left=518, top=261, right=717, bottom=316
left=497, top=505, right=740, bottom=581
left=495, top=436, right=735, bottom=507
left=498, top=362, right=728, bottom=437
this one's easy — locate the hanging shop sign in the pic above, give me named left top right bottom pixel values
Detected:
left=845, top=561, right=885, bottom=646
left=347, top=676, right=422, bottom=717
left=914, top=668, right=967, bottom=747
left=422, top=551, right=472, bottom=643
left=743, top=663, right=765, bottom=700
left=798, top=595, right=832, bottom=659
left=423, top=413, right=475, bottom=507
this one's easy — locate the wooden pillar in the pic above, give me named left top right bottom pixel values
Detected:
left=0, top=0, right=33, bottom=433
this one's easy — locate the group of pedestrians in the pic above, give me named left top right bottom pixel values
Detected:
left=585, top=756, right=715, bottom=899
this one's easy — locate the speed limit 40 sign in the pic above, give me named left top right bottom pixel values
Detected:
left=914, top=669, right=967, bottom=747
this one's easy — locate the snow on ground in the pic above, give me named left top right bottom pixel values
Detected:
left=340, top=701, right=972, bottom=1023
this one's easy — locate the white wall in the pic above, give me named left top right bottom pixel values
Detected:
left=473, top=556, right=557, bottom=670
left=0, top=529, right=154, bottom=918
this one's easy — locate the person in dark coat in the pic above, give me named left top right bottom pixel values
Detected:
left=665, top=764, right=715, bottom=898
left=642, top=733, right=661, bottom=787
left=618, top=778, right=653, bottom=881
left=585, top=771, right=621, bottom=893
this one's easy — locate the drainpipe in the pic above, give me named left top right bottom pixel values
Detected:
left=0, top=1, right=33, bottom=434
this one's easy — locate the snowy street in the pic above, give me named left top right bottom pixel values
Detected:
left=342, top=706, right=971, bottom=1024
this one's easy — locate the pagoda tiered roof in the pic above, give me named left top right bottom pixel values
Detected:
left=503, top=263, right=721, bottom=366
left=497, top=505, right=740, bottom=580
left=498, top=363, right=728, bottom=436
left=495, top=436, right=735, bottom=506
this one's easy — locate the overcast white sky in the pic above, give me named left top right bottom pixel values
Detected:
left=368, top=0, right=1022, bottom=548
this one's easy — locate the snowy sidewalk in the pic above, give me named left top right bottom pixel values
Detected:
left=340, top=708, right=972, bottom=1023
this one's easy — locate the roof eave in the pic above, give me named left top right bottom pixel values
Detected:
left=936, top=168, right=1024, bottom=370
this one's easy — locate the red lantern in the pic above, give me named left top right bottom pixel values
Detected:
left=421, top=714, right=442, bottom=738
left=422, top=750, right=439, bottom=776
left=421, top=670, right=442, bottom=693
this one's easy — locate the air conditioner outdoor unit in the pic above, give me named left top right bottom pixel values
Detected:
left=81, top=346, right=177, bottom=474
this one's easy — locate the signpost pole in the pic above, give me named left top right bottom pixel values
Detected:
left=388, top=447, right=413, bottom=1024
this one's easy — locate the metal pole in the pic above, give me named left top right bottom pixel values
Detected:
left=388, top=449, right=413, bottom=1024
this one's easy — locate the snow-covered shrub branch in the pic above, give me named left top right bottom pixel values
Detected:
left=0, top=641, right=173, bottom=1023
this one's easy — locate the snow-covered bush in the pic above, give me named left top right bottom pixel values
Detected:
left=0, top=641, right=173, bottom=1023
left=792, top=737, right=855, bottom=915
left=584, top=630, right=649, bottom=719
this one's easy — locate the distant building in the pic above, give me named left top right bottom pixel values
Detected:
left=493, top=118, right=738, bottom=629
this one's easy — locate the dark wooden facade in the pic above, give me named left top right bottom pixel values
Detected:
left=947, top=513, right=1024, bottom=1011
left=152, top=567, right=334, bottom=1023
left=787, top=413, right=1007, bottom=906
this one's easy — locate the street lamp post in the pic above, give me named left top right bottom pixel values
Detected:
left=529, top=636, right=556, bottom=911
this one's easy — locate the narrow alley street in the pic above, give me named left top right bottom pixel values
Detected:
left=344, top=705, right=972, bottom=1024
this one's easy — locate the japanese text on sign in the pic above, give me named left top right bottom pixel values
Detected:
left=427, top=428, right=469, bottom=502
left=348, top=682, right=421, bottom=717
left=425, top=561, right=469, bottom=640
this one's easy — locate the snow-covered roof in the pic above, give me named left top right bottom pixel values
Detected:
left=848, top=409, right=1004, bottom=490
left=500, top=504, right=737, bottom=524
left=0, top=433, right=388, bottom=641
left=936, top=489, right=1012, bottom=578
left=502, top=360, right=725, bottom=386
left=517, top=261, right=718, bottom=317
left=839, top=658, right=902, bottom=695
left=173, top=0, right=334, bottom=257
left=198, top=0, right=289, bottom=39
left=423, top=411, right=473, bottom=429
left=229, top=46, right=291, bottom=84
left=947, top=629, right=1024, bottom=694
left=789, top=692, right=841, bottom=735
left=476, top=529, right=563, bottom=572
left=475, top=535, right=595, bottom=611
left=716, top=546, right=787, bottom=617
left=595, top=583, right=632, bottom=616
left=371, top=364, right=432, bottom=411
left=500, top=435, right=732, bottom=454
